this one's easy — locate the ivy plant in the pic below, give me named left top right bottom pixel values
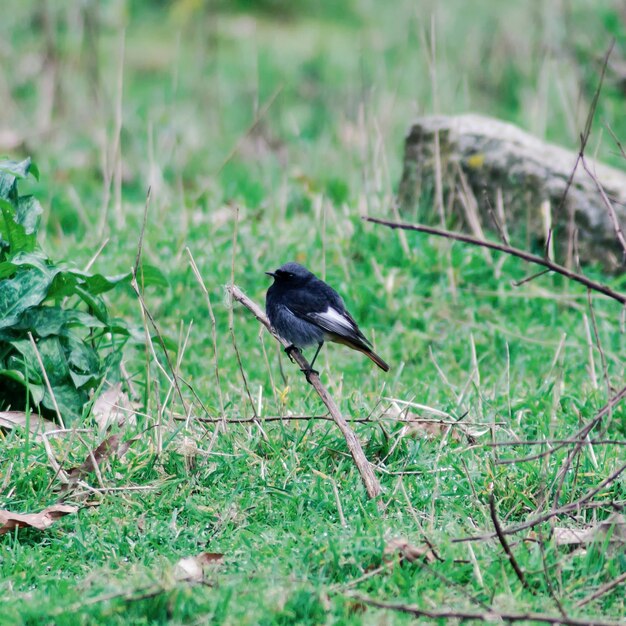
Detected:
left=0, top=157, right=147, bottom=424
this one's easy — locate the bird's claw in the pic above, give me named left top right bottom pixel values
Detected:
left=301, top=367, right=319, bottom=384
left=284, top=344, right=297, bottom=363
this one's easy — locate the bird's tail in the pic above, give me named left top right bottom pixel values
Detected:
left=362, top=347, right=390, bottom=372
left=333, top=335, right=390, bottom=372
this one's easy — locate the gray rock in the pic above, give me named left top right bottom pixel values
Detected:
left=398, top=114, right=626, bottom=272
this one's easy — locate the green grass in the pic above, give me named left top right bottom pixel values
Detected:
left=1, top=0, right=625, bottom=623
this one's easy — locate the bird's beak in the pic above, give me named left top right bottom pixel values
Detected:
left=265, top=271, right=276, bottom=278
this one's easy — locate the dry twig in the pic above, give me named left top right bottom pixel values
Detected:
left=363, top=217, right=626, bottom=305
left=489, top=493, right=534, bottom=593
left=340, top=592, right=624, bottom=626
left=455, top=461, right=626, bottom=543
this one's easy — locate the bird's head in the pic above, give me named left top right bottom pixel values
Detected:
left=265, top=262, right=313, bottom=287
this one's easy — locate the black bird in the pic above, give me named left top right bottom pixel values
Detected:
left=265, top=262, right=390, bottom=374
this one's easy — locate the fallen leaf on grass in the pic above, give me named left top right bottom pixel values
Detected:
left=0, top=504, right=77, bottom=535
left=381, top=401, right=489, bottom=443
left=61, top=434, right=140, bottom=494
left=384, top=538, right=437, bottom=564
left=554, top=513, right=626, bottom=547
left=174, top=552, right=224, bottom=582
left=91, top=384, right=135, bottom=430
left=0, top=411, right=57, bottom=440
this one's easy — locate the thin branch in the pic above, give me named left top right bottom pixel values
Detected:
left=560, top=40, right=614, bottom=267
left=363, top=217, right=626, bottom=305
left=130, top=271, right=188, bottom=414
left=133, top=186, right=152, bottom=278
left=175, top=414, right=330, bottom=424
left=186, top=247, right=226, bottom=418
left=537, top=528, right=568, bottom=618
left=217, top=85, right=282, bottom=174
left=227, top=207, right=260, bottom=424
left=489, top=493, right=534, bottom=593
left=227, top=284, right=382, bottom=499
left=482, top=439, right=626, bottom=448
left=454, top=461, right=626, bottom=543
left=575, top=571, right=626, bottom=608
left=27, top=332, right=65, bottom=429
left=605, top=121, right=626, bottom=161
left=340, top=592, right=625, bottom=626
left=497, top=384, right=626, bottom=465
left=178, top=413, right=499, bottom=427
left=581, top=155, right=626, bottom=260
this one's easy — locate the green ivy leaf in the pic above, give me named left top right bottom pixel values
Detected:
left=0, top=156, right=129, bottom=425
left=0, top=157, right=32, bottom=181
left=0, top=198, right=37, bottom=256
left=16, top=195, right=43, bottom=236
left=64, top=334, right=101, bottom=389
left=42, top=383, right=87, bottom=424
left=0, top=264, right=59, bottom=329
left=136, top=263, right=170, bottom=289
left=0, top=368, right=45, bottom=405
left=0, top=157, right=32, bottom=200
left=14, top=306, right=106, bottom=337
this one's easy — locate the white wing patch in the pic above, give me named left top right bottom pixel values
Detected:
left=309, top=306, right=355, bottom=335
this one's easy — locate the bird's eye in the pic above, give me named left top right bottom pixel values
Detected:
left=286, top=272, right=294, bottom=278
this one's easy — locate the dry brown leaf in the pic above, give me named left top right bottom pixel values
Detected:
left=92, top=384, right=135, bottom=430
left=0, top=504, right=78, bottom=535
left=66, top=434, right=140, bottom=485
left=67, top=434, right=120, bottom=481
left=0, top=411, right=57, bottom=440
left=380, top=401, right=480, bottom=442
left=384, top=538, right=437, bottom=564
left=554, top=513, right=626, bottom=547
left=174, top=552, right=224, bottom=582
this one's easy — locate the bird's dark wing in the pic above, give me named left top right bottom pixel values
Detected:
left=282, top=277, right=372, bottom=347
left=280, top=276, right=342, bottom=316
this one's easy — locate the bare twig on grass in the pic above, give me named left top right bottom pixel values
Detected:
left=228, top=206, right=260, bottom=424
left=227, top=284, right=382, bottom=499
left=605, top=122, right=626, bottom=161
left=27, top=332, right=65, bottom=429
left=581, top=155, right=626, bottom=260
left=575, top=572, right=626, bottom=609
left=363, top=217, right=626, bottom=305
left=481, top=438, right=626, bottom=449
left=560, top=40, right=614, bottom=268
left=51, top=584, right=168, bottom=616
left=217, top=86, right=283, bottom=174
left=454, top=461, right=626, bottom=543
left=176, top=414, right=498, bottom=432
left=339, top=592, right=625, bottom=626
left=130, top=270, right=187, bottom=416
left=186, top=247, right=226, bottom=418
left=489, top=493, right=534, bottom=593
left=498, top=384, right=626, bottom=465
left=133, top=186, right=152, bottom=278
left=131, top=187, right=188, bottom=421
left=312, top=469, right=347, bottom=527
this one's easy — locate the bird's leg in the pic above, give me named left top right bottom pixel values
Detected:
left=308, top=341, right=324, bottom=370
left=301, top=341, right=323, bottom=382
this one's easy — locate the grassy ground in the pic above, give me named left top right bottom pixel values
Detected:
left=1, top=0, right=625, bottom=623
